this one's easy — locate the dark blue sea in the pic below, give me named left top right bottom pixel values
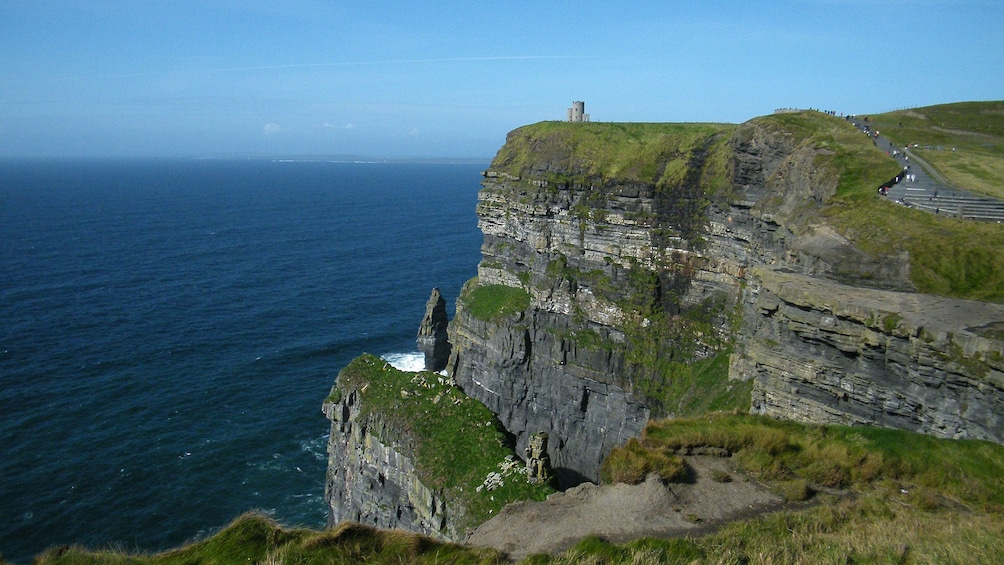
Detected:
left=0, top=159, right=485, bottom=563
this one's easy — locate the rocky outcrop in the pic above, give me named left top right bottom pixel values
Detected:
left=417, top=287, right=451, bottom=372
left=447, top=114, right=1003, bottom=491
left=736, top=267, right=1004, bottom=441
left=324, top=112, right=1004, bottom=536
left=449, top=306, right=650, bottom=486
left=322, top=354, right=557, bottom=540
left=322, top=388, right=458, bottom=539
left=448, top=123, right=739, bottom=485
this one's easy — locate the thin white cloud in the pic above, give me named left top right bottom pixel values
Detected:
left=263, top=122, right=282, bottom=135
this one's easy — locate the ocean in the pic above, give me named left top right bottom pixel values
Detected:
left=0, top=159, right=485, bottom=563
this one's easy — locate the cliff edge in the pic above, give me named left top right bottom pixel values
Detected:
left=325, top=110, right=1004, bottom=539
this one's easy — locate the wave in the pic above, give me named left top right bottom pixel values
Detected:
left=380, top=352, right=426, bottom=372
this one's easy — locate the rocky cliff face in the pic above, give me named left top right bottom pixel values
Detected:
left=325, top=113, right=1004, bottom=535
left=447, top=115, right=1003, bottom=490
left=448, top=123, right=743, bottom=485
left=737, top=267, right=1004, bottom=441
left=723, top=118, right=1004, bottom=443
left=323, top=388, right=458, bottom=540
left=323, top=354, right=556, bottom=541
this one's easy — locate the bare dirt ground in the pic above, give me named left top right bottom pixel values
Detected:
left=466, top=456, right=785, bottom=561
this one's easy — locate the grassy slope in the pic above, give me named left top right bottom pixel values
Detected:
left=868, top=101, right=1004, bottom=199
left=543, top=413, right=1004, bottom=564
left=754, top=108, right=1004, bottom=302
left=331, top=355, right=554, bottom=529
left=850, top=103, right=1004, bottom=300
left=34, top=517, right=507, bottom=565
left=491, top=121, right=735, bottom=193
left=37, top=415, right=1004, bottom=564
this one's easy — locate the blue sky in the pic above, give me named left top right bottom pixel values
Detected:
left=1, top=1, right=1001, bottom=158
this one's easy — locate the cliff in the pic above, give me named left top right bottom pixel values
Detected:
left=322, top=354, right=553, bottom=540
left=325, top=110, right=1004, bottom=535
left=448, top=122, right=746, bottom=485
left=740, top=267, right=1004, bottom=440
left=445, top=113, right=1004, bottom=486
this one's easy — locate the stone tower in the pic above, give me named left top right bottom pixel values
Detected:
left=567, top=101, right=589, bottom=122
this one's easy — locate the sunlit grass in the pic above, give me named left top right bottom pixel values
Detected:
left=869, top=101, right=1004, bottom=199
left=333, top=354, right=555, bottom=529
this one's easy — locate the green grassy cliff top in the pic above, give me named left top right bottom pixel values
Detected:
left=870, top=101, right=1004, bottom=199
left=331, top=354, right=554, bottom=527
left=490, top=121, right=735, bottom=187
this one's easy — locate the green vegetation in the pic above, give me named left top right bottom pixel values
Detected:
left=629, top=349, right=752, bottom=417
left=599, top=437, right=687, bottom=485
left=869, top=101, right=1004, bottom=199
left=491, top=121, right=735, bottom=190
left=460, top=280, right=531, bottom=321
left=817, top=141, right=1004, bottom=302
left=576, top=413, right=1004, bottom=563
left=34, top=514, right=506, bottom=565
left=334, top=355, right=554, bottom=528
left=44, top=414, right=1004, bottom=564
left=745, top=110, right=903, bottom=202
left=748, top=108, right=1004, bottom=302
left=530, top=505, right=1004, bottom=564
left=636, top=413, right=1004, bottom=510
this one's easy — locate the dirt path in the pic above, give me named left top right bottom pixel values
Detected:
left=466, top=456, right=785, bottom=561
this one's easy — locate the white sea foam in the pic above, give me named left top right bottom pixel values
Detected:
left=299, top=434, right=329, bottom=461
left=381, top=352, right=426, bottom=372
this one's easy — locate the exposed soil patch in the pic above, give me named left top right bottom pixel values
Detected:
left=466, top=456, right=786, bottom=561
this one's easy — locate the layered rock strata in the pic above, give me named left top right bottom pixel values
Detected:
left=738, top=267, right=1004, bottom=441
left=448, top=123, right=740, bottom=485
left=324, top=113, right=1004, bottom=536
left=446, top=115, right=1003, bottom=489
left=322, top=388, right=458, bottom=540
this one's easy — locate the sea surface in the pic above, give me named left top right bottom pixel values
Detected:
left=0, top=159, right=485, bottom=563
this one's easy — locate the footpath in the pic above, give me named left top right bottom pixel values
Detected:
left=851, top=118, right=1004, bottom=222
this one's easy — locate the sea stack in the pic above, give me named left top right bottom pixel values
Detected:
left=417, top=288, right=451, bottom=372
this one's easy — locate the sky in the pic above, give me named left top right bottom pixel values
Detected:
left=1, top=0, right=1002, bottom=159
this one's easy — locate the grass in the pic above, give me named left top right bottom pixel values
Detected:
left=740, top=110, right=904, bottom=203
left=825, top=199, right=1004, bottom=300
left=637, top=413, right=1004, bottom=511
left=599, top=437, right=688, bottom=485
left=460, top=280, right=531, bottom=321
left=525, top=503, right=1004, bottom=564
left=747, top=109, right=1004, bottom=302
left=32, top=414, right=1004, bottom=564
left=490, top=121, right=736, bottom=191
left=332, top=354, right=555, bottom=529
left=34, top=514, right=507, bottom=565
left=867, top=101, right=1004, bottom=199
left=626, top=349, right=753, bottom=419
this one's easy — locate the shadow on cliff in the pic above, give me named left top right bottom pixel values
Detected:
left=553, top=467, right=592, bottom=490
